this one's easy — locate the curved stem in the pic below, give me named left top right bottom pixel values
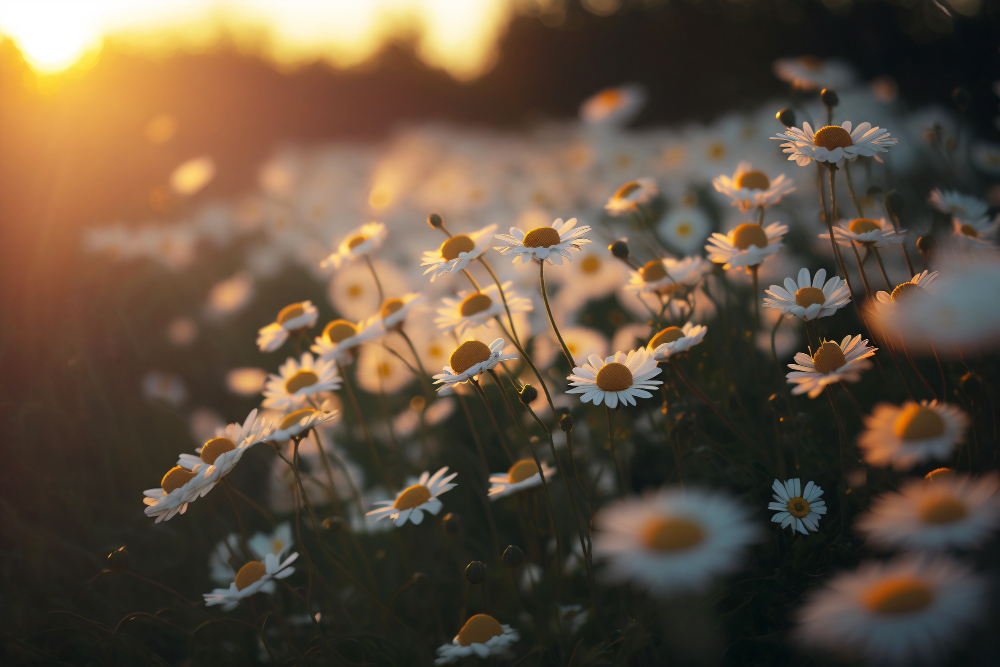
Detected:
left=539, top=260, right=576, bottom=369
left=470, top=378, right=516, bottom=463
left=362, top=255, right=384, bottom=305
left=494, top=316, right=556, bottom=413
left=872, top=247, right=894, bottom=292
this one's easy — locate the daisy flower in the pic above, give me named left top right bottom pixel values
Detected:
left=773, top=121, right=898, bottom=166
left=705, top=221, right=788, bottom=270
left=773, top=56, right=854, bottom=91
left=951, top=215, right=998, bottom=248
left=432, top=339, right=517, bottom=390
left=624, top=256, right=710, bottom=296
left=204, top=552, right=299, bottom=612
left=971, top=140, right=1000, bottom=175
left=434, top=614, right=520, bottom=665
left=488, top=458, right=557, bottom=500
left=647, top=323, right=707, bottom=361
left=593, top=486, right=761, bottom=596
left=366, top=467, right=458, bottom=527
left=763, top=267, right=851, bottom=321
left=822, top=217, right=905, bottom=248
left=321, top=221, right=388, bottom=268
left=356, top=343, right=414, bottom=395
left=494, top=218, right=591, bottom=265
left=311, top=317, right=385, bottom=362
left=247, top=522, right=294, bottom=561
left=768, top=478, right=827, bottom=535
left=785, top=335, right=876, bottom=398
left=928, top=189, right=989, bottom=221
left=657, top=206, right=712, bottom=255
left=856, top=473, right=1000, bottom=552
left=266, top=404, right=338, bottom=442
left=857, top=400, right=969, bottom=470
left=262, top=353, right=341, bottom=410
left=256, top=301, right=319, bottom=352
left=712, top=162, right=796, bottom=212
left=604, top=178, right=659, bottom=216
left=566, top=348, right=663, bottom=409
left=579, top=83, right=645, bottom=126
left=434, top=282, right=532, bottom=336
left=368, top=293, right=422, bottom=330
left=795, top=555, right=986, bottom=665
left=420, top=224, right=497, bottom=281
left=142, top=465, right=214, bottom=524
left=874, top=270, right=939, bottom=307
left=550, top=248, right=628, bottom=305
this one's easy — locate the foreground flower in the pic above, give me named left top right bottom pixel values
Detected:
left=647, top=323, right=707, bottom=360
left=204, top=552, right=299, bottom=611
left=857, top=400, right=969, bottom=470
left=763, top=268, right=850, bottom=321
left=435, top=282, right=532, bottom=336
left=435, top=614, right=520, bottom=665
left=321, top=221, right=388, bottom=268
left=366, top=467, right=458, bottom=526
left=705, top=221, right=787, bottom=270
left=604, top=178, right=659, bottom=216
left=494, top=218, right=591, bottom=265
left=256, top=301, right=319, bottom=352
left=769, top=479, right=826, bottom=535
left=421, top=224, right=497, bottom=281
left=772, top=121, right=897, bottom=166
left=593, top=486, right=761, bottom=596
left=624, top=255, right=709, bottom=296
left=785, top=335, right=876, bottom=398
left=874, top=270, right=939, bottom=307
left=856, top=473, right=1000, bottom=552
left=567, top=348, right=662, bottom=408
left=579, top=84, right=645, bottom=126
left=311, top=317, right=385, bottom=362
left=488, top=459, right=556, bottom=500
left=795, top=556, right=986, bottom=665
left=712, top=162, right=795, bottom=212
left=929, top=189, right=989, bottom=221
left=433, top=339, right=517, bottom=390
left=822, top=217, right=905, bottom=248
left=262, top=353, right=341, bottom=410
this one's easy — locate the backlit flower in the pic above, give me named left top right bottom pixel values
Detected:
left=773, top=121, right=897, bottom=166
left=433, top=338, right=517, bottom=390
left=705, top=221, right=787, bottom=270
left=421, top=224, right=497, bottom=281
left=311, top=317, right=385, bottom=362
left=262, top=353, right=341, bottom=410
left=579, top=84, right=645, bottom=126
left=763, top=267, right=850, bottom=321
left=785, top=335, right=876, bottom=398
left=857, top=400, right=969, bottom=470
left=713, top=162, right=795, bottom=212
left=435, top=614, right=520, bottom=665
left=624, top=255, right=710, bottom=296
left=204, top=552, right=299, bottom=612
left=321, top=221, right=388, bottom=268
left=488, top=459, right=557, bottom=500
left=822, top=217, right=904, bottom=249
left=647, top=323, right=707, bottom=360
left=256, top=300, right=319, bottom=352
left=366, top=467, right=457, bottom=527
left=566, top=348, right=662, bottom=409
left=494, top=218, right=591, bottom=265
left=435, top=282, right=532, bottom=336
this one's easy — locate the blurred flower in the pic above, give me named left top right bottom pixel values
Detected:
left=822, top=217, right=904, bottom=248
left=435, top=614, right=520, bottom=665
left=773, top=121, right=897, bottom=166
left=367, top=467, right=457, bottom=527
left=647, top=323, right=707, bottom=361
left=421, top=224, right=497, bottom=281
left=705, top=221, right=787, bottom=270
left=141, top=371, right=187, bottom=407
left=488, top=459, right=556, bottom=500
left=266, top=403, right=338, bottom=442
left=567, top=348, right=662, bottom=408
left=370, top=293, right=423, bottom=330
left=874, top=270, right=939, bottom=307
left=579, top=84, right=645, bottom=126
left=166, top=316, right=198, bottom=346
left=170, top=156, right=216, bottom=196
left=763, top=267, right=850, bottom=321
left=256, top=301, right=319, bottom=352
left=533, top=326, right=608, bottom=370
left=209, top=523, right=295, bottom=586
left=857, top=400, right=969, bottom=470
left=713, top=162, right=795, bottom=212
left=311, top=318, right=385, bottom=362
left=226, top=367, right=269, bottom=397
left=433, top=339, right=517, bottom=390
left=435, top=282, right=532, bottom=336
left=625, top=255, right=710, bottom=296
left=929, top=189, right=989, bottom=221
left=604, top=178, right=659, bottom=216
left=971, top=141, right=1000, bottom=175
left=204, top=552, right=298, bottom=612
left=494, top=218, right=591, bottom=265
left=321, top=222, right=388, bottom=269
left=773, top=56, right=855, bottom=91
left=769, top=479, right=826, bottom=535
left=786, top=335, right=876, bottom=398
left=356, top=343, right=414, bottom=395
left=656, top=206, right=711, bottom=254
left=951, top=215, right=999, bottom=249
left=262, top=353, right=341, bottom=410
left=204, top=272, right=255, bottom=320
left=549, top=248, right=627, bottom=307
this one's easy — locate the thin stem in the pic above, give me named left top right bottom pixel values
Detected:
left=470, top=378, right=516, bottom=463
left=362, top=255, right=384, bottom=305
left=223, top=478, right=276, bottom=527
left=672, top=360, right=759, bottom=454
left=843, top=161, right=865, bottom=218
left=751, top=265, right=760, bottom=331
left=340, top=363, right=389, bottom=487
left=872, top=247, right=894, bottom=292
left=494, top=316, right=556, bottom=414
left=461, top=268, right=482, bottom=291
left=882, top=197, right=916, bottom=276
left=539, top=260, right=576, bottom=369
left=606, top=406, right=629, bottom=496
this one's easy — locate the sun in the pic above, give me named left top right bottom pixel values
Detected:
left=0, top=3, right=102, bottom=73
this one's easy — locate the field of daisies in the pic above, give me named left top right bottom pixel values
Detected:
left=20, top=57, right=1000, bottom=666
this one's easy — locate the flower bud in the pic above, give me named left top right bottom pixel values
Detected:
left=916, top=234, right=936, bottom=254
left=107, top=546, right=130, bottom=571
left=502, top=545, right=525, bottom=568
left=443, top=512, right=461, bottom=534
left=609, top=240, right=630, bottom=260
left=960, top=372, right=981, bottom=400
left=866, top=185, right=883, bottom=197
left=519, top=384, right=538, bottom=405
left=820, top=88, right=839, bottom=108
left=428, top=213, right=443, bottom=229
left=558, top=412, right=574, bottom=432
left=775, top=107, right=796, bottom=128
left=322, top=516, right=345, bottom=531
left=412, top=572, right=429, bottom=585
left=465, top=560, right=486, bottom=584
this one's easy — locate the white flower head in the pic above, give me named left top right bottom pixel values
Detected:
left=266, top=404, right=338, bottom=442
left=769, top=479, right=827, bottom=535
left=822, top=217, right=905, bottom=248
left=434, top=282, right=532, bottom=336
left=604, top=178, right=659, bottom=216
left=951, top=215, right=999, bottom=248
left=311, top=317, right=385, bottom=362
left=366, top=293, right=423, bottom=330
left=494, top=217, right=591, bottom=265
left=713, top=162, right=796, bottom=212
left=434, top=614, right=520, bottom=665
left=624, top=256, right=710, bottom=296
left=874, top=270, right=939, bottom=308
left=488, top=459, right=556, bottom=500
left=366, top=467, right=458, bottom=527
left=929, top=189, right=988, bottom=221
left=763, top=267, right=851, bottom=321
left=421, top=224, right=497, bottom=282
left=204, top=552, right=299, bottom=612
left=566, top=348, right=663, bottom=409
left=656, top=206, right=712, bottom=255
left=321, top=222, right=388, bottom=269
left=646, top=323, right=707, bottom=361
left=262, top=353, right=341, bottom=410
left=785, top=335, right=876, bottom=398
left=433, top=338, right=517, bottom=390
left=579, top=84, right=645, bottom=126
left=772, top=121, right=898, bottom=166
left=705, top=221, right=787, bottom=270
left=857, top=400, right=969, bottom=470
left=256, top=300, right=319, bottom=352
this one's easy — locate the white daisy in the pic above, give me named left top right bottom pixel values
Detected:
left=266, top=404, right=338, bottom=442
left=856, top=473, right=1000, bottom=552
left=256, top=300, right=319, bottom=352
left=550, top=248, right=628, bottom=305
left=356, top=342, right=414, bottom=395
left=768, top=478, right=827, bottom=535
left=951, top=215, right=999, bottom=248
left=368, top=293, right=423, bottom=330
left=321, top=221, right=388, bottom=268
left=579, top=84, right=645, bottom=126
left=705, top=221, right=788, bottom=270
left=795, top=555, right=986, bottom=665
left=928, top=189, right=989, bottom=221
left=420, top=224, right=497, bottom=281
left=432, top=339, right=518, bottom=390
left=566, top=348, right=663, bottom=409
left=247, top=522, right=294, bottom=561
left=647, top=323, right=707, bottom=361
left=656, top=206, right=712, bottom=254
left=310, top=318, right=385, bottom=362
left=592, top=486, right=761, bottom=596
left=785, top=335, right=876, bottom=398
left=624, top=255, right=710, bottom=296
left=821, top=217, right=905, bottom=249
left=857, top=400, right=969, bottom=470
left=604, top=178, right=659, bottom=216
left=971, top=140, right=1000, bottom=175
left=763, top=267, right=851, bottom=321
left=204, top=552, right=299, bottom=612
left=493, top=217, right=591, bottom=265
left=434, top=282, right=532, bottom=336
left=262, top=353, right=341, bottom=410
left=434, top=614, right=520, bottom=665
left=773, top=56, right=855, bottom=91
left=773, top=121, right=898, bottom=167
left=488, top=458, right=557, bottom=500
left=874, top=270, right=939, bottom=307
left=713, top=162, right=796, bottom=212
left=142, top=465, right=214, bottom=524
left=366, top=467, right=457, bottom=527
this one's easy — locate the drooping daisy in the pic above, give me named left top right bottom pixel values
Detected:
left=624, top=255, right=710, bottom=296
left=656, top=206, right=712, bottom=255
left=772, top=121, right=898, bottom=166
left=928, top=189, right=989, bottom=221
left=874, top=270, right=939, bottom=307
left=857, top=400, right=969, bottom=470
left=256, top=301, right=319, bottom=352
left=647, top=323, right=707, bottom=361
left=604, top=178, right=659, bottom=216
left=763, top=267, right=851, bottom=321
left=434, top=282, right=533, bottom=336
left=209, top=523, right=296, bottom=585
left=593, top=486, right=761, bottom=596
left=366, top=467, right=458, bottom=527
left=266, top=404, right=338, bottom=442
left=713, top=162, right=796, bottom=212
left=420, top=224, right=497, bottom=281
left=204, top=552, right=299, bottom=612
left=768, top=478, right=827, bottom=535
left=794, top=555, right=986, bottom=665
left=311, top=317, right=385, bottom=362
left=488, top=458, right=557, bottom=500
left=579, top=84, right=645, bottom=126
left=856, top=473, right=1000, bottom=552
left=432, top=339, right=517, bottom=390
left=142, top=465, right=214, bottom=524
left=705, top=221, right=788, bottom=270
left=321, top=221, right=388, bottom=269
left=493, top=218, right=591, bottom=265
left=262, top=353, right=341, bottom=410
left=951, top=215, right=998, bottom=248
left=367, top=293, right=423, bottom=331
left=434, top=614, right=520, bottom=665
left=785, top=335, right=876, bottom=398
left=566, top=348, right=663, bottom=409
left=822, top=217, right=905, bottom=248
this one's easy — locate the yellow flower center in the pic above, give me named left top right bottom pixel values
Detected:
left=614, top=180, right=642, bottom=199
left=410, top=395, right=426, bottom=410
left=235, top=561, right=267, bottom=591
left=862, top=577, right=934, bottom=614
left=440, top=234, right=475, bottom=261
left=893, top=404, right=945, bottom=441
left=787, top=497, right=811, bottom=518
left=848, top=218, right=881, bottom=235
left=277, top=303, right=306, bottom=325
left=449, top=340, right=492, bottom=374
left=675, top=222, right=692, bottom=237
left=200, top=437, right=236, bottom=465
left=960, top=224, right=979, bottom=238
left=580, top=255, right=601, bottom=274
left=161, top=466, right=197, bottom=494
left=595, top=362, right=633, bottom=392
left=393, top=483, right=432, bottom=510
left=890, top=281, right=923, bottom=304
left=347, top=283, right=363, bottom=297
left=925, top=467, right=956, bottom=482
left=347, top=234, right=368, bottom=249
left=380, top=298, right=405, bottom=319
left=731, top=222, right=768, bottom=250
left=279, top=408, right=316, bottom=431
left=523, top=227, right=561, bottom=248
left=813, top=125, right=854, bottom=150
left=508, top=459, right=540, bottom=483
left=377, top=362, right=392, bottom=378
left=812, top=341, right=847, bottom=374
left=794, top=286, right=826, bottom=308
left=707, top=142, right=725, bottom=160
left=735, top=169, right=770, bottom=190
left=640, top=516, right=705, bottom=551
left=649, top=326, right=684, bottom=349
left=640, top=259, right=667, bottom=282
left=272, top=539, right=284, bottom=553
left=459, top=292, right=493, bottom=317
left=456, top=614, right=504, bottom=647
left=284, top=370, right=319, bottom=394
left=323, top=319, right=357, bottom=344
left=919, top=495, right=968, bottom=524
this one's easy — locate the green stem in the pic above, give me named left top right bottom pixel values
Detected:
left=362, top=254, right=384, bottom=305
left=606, top=406, right=629, bottom=496
left=539, top=260, right=576, bottom=369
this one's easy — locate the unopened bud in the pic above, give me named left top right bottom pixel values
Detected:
left=465, top=560, right=486, bottom=585
left=107, top=546, right=130, bottom=571
left=916, top=234, right=936, bottom=254
left=820, top=88, right=839, bottom=108
left=428, top=213, right=443, bottom=229
left=519, top=384, right=538, bottom=405
left=558, top=413, right=574, bottom=432
left=502, top=545, right=525, bottom=568
left=322, top=516, right=345, bottom=531
left=609, top=240, right=630, bottom=260
left=775, top=108, right=797, bottom=128
left=443, top=512, right=461, bottom=534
